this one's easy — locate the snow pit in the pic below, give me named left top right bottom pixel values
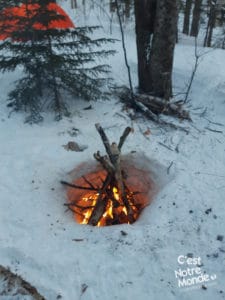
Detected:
left=65, top=154, right=162, bottom=226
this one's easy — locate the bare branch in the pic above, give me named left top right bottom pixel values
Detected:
left=95, top=123, right=115, bottom=163
left=64, top=203, right=96, bottom=210
left=93, top=151, right=115, bottom=173
left=60, top=180, right=98, bottom=191
left=118, top=127, right=132, bottom=150
left=82, top=175, right=97, bottom=189
left=115, top=0, right=134, bottom=97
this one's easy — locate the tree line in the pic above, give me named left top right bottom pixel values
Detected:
left=0, top=0, right=222, bottom=122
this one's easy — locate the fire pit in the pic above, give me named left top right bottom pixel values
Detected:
left=66, top=162, right=154, bottom=226
left=61, top=124, right=156, bottom=226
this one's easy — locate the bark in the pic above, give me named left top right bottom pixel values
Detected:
left=125, top=0, right=131, bottom=19
left=71, top=0, right=77, bottom=9
left=183, top=0, right=193, bottom=34
left=118, top=127, right=132, bottom=150
left=134, top=0, right=157, bottom=92
left=204, top=0, right=217, bottom=47
left=148, top=0, right=179, bottom=100
left=110, top=0, right=116, bottom=12
left=190, top=0, right=202, bottom=37
left=88, top=175, right=111, bottom=226
left=82, top=0, right=86, bottom=16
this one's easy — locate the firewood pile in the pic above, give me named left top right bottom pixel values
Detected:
left=117, top=86, right=191, bottom=124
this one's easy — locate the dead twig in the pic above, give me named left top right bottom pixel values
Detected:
left=205, top=127, right=223, bottom=134
left=184, top=37, right=199, bottom=103
left=167, top=162, right=174, bottom=174
left=64, top=203, right=96, bottom=210
left=203, top=117, right=224, bottom=127
left=115, top=0, right=134, bottom=97
left=60, top=180, right=98, bottom=191
left=93, top=151, right=115, bottom=174
left=158, top=142, right=174, bottom=151
left=82, top=175, right=97, bottom=189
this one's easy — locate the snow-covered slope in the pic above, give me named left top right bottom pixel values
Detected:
left=0, top=1, right=225, bottom=300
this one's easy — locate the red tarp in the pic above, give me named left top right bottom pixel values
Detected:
left=0, top=2, right=75, bottom=40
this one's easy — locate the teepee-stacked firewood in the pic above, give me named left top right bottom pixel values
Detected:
left=61, top=123, right=143, bottom=226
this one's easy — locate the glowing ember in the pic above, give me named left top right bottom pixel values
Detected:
left=66, top=165, right=154, bottom=227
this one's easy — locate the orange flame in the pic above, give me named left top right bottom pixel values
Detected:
left=66, top=167, right=154, bottom=226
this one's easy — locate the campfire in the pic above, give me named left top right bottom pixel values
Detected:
left=61, top=124, right=154, bottom=226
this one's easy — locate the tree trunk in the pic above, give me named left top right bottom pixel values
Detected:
left=134, top=0, right=157, bottom=92
left=148, top=0, right=178, bottom=100
left=125, top=0, right=131, bottom=19
left=204, top=0, right=217, bottom=47
left=190, top=0, right=202, bottom=36
left=71, top=0, right=77, bottom=9
left=183, top=0, right=193, bottom=34
left=110, top=0, right=116, bottom=12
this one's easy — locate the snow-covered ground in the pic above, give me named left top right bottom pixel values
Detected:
left=0, top=1, right=225, bottom=300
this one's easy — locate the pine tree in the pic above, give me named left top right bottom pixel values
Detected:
left=0, top=0, right=115, bottom=122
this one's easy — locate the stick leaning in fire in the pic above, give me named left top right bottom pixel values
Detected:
left=88, top=124, right=132, bottom=225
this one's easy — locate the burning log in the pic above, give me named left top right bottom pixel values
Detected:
left=61, top=124, right=153, bottom=226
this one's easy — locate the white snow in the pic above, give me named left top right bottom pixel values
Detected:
left=0, top=1, right=225, bottom=300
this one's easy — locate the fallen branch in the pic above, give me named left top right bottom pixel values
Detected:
left=0, top=265, right=45, bottom=300
left=203, top=117, right=224, bottom=127
left=158, top=142, right=174, bottom=151
left=136, top=93, right=191, bottom=120
left=167, top=161, right=174, bottom=174
left=132, top=98, right=159, bottom=122
left=116, top=86, right=191, bottom=130
left=205, top=127, right=223, bottom=134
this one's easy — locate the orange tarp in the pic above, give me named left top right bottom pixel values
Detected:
left=0, top=3, right=75, bottom=40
